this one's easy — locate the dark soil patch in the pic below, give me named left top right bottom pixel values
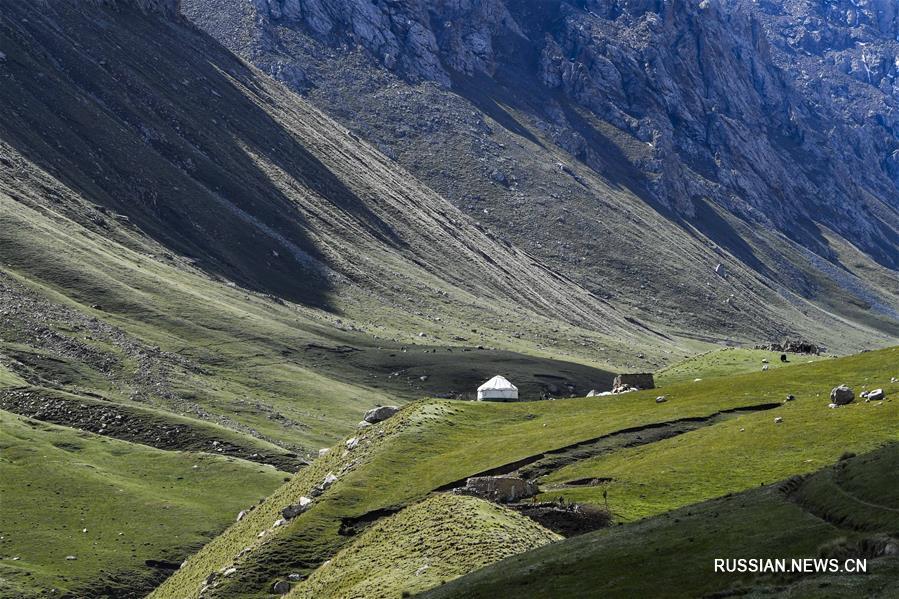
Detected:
left=338, top=506, right=404, bottom=537
left=510, top=502, right=612, bottom=537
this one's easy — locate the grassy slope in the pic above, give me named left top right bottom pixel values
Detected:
left=0, top=364, right=25, bottom=388
left=0, top=411, right=287, bottom=598
left=153, top=347, right=898, bottom=598
left=655, top=348, right=827, bottom=386
left=0, top=386, right=301, bottom=469
left=291, top=494, right=560, bottom=599
left=543, top=347, right=899, bottom=521
left=423, top=444, right=899, bottom=599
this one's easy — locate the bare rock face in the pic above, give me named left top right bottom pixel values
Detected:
left=257, top=0, right=520, bottom=85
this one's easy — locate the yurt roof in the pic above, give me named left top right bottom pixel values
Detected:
left=477, top=375, right=517, bottom=392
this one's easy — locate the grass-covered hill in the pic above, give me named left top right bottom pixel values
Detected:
left=0, top=410, right=288, bottom=598
left=424, top=443, right=899, bottom=599
left=293, top=494, right=560, bottom=599
left=152, top=347, right=898, bottom=598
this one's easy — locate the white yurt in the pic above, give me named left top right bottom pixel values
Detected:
left=477, top=375, right=518, bottom=401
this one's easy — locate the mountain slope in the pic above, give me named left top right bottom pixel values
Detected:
left=182, top=0, right=899, bottom=350
left=0, top=0, right=668, bottom=452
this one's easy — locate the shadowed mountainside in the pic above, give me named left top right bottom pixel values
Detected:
left=182, top=0, right=899, bottom=350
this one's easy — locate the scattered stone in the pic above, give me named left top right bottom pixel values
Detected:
left=318, top=448, right=330, bottom=457
left=288, top=573, right=303, bottom=581
left=321, top=472, right=338, bottom=489
left=281, top=496, right=312, bottom=520
left=65, top=555, right=77, bottom=561
left=357, top=420, right=372, bottom=429
left=223, top=567, right=237, bottom=576
left=236, top=510, right=247, bottom=522
left=272, top=580, right=291, bottom=594
left=830, top=384, right=854, bottom=405
left=774, top=416, right=783, bottom=423
left=785, top=394, right=795, bottom=402
left=345, top=437, right=359, bottom=450
left=363, top=405, right=400, bottom=424
left=273, top=518, right=287, bottom=527
left=655, top=396, right=667, bottom=403
left=586, top=389, right=599, bottom=397
left=762, top=365, right=769, bottom=371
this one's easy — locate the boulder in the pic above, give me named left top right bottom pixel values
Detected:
left=459, top=476, right=538, bottom=503
left=830, top=385, right=854, bottom=405
left=866, top=388, right=884, bottom=401
left=272, top=580, right=291, bottom=594
left=363, top=405, right=399, bottom=424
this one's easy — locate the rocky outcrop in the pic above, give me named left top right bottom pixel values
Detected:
left=362, top=405, right=399, bottom=424
left=456, top=476, right=538, bottom=503
left=254, top=0, right=522, bottom=86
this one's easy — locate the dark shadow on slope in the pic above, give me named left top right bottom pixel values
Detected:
left=0, top=2, right=403, bottom=309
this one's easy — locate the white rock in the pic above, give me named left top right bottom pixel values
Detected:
left=321, top=473, right=338, bottom=489
left=318, top=448, right=330, bottom=457
left=346, top=437, right=359, bottom=450
left=774, top=416, right=783, bottom=423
